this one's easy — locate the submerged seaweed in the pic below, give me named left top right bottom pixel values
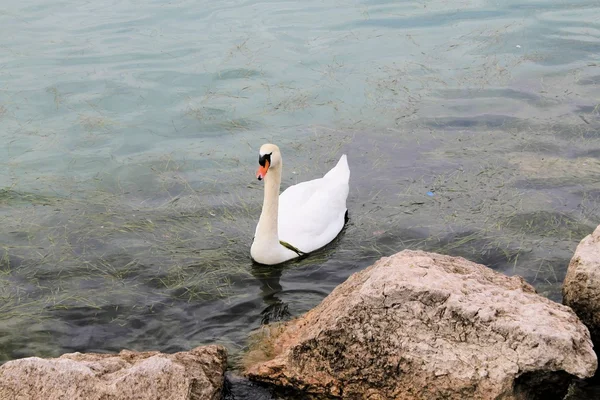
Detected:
left=1, top=119, right=599, bottom=364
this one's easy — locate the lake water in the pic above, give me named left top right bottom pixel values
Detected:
left=1, top=0, right=600, bottom=397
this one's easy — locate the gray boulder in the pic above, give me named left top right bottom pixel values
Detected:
left=0, top=344, right=227, bottom=400
left=564, top=225, right=600, bottom=349
left=245, top=250, right=596, bottom=400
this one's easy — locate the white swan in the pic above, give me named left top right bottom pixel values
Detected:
left=250, top=143, right=350, bottom=265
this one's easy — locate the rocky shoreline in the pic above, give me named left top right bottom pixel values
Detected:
left=2, top=226, right=600, bottom=400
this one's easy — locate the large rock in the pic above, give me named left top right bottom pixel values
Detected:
left=245, top=250, right=597, bottom=400
left=0, top=344, right=227, bottom=400
left=564, top=225, right=600, bottom=348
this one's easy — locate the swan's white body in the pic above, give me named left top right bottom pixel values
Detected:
left=251, top=144, right=350, bottom=265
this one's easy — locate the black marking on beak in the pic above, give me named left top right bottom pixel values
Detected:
left=259, top=152, right=272, bottom=167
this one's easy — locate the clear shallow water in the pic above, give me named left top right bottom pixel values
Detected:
left=1, top=0, right=600, bottom=396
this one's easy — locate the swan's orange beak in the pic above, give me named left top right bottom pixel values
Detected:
left=256, top=160, right=269, bottom=180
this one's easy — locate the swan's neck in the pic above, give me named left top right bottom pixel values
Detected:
left=257, top=165, right=282, bottom=244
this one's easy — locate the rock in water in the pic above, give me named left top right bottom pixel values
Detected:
left=245, top=250, right=597, bottom=400
left=564, top=225, right=600, bottom=350
left=0, top=344, right=227, bottom=400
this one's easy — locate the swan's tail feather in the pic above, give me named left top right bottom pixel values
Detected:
left=324, top=154, right=350, bottom=182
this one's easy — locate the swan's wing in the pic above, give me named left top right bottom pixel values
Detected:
left=278, top=154, right=349, bottom=215
left=278, top=178, right=348, bottom=253
left=278, top=155, right=350, bottom=253
left=278, top=177, right=324, bottom=212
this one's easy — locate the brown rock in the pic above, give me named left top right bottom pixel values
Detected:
left=0, top=344, right=227, bottom=400
left=564, top=225, right=600, bottom=348
left=245, top=250, right=597, bottom=400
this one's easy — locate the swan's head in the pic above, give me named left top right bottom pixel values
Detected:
left=256, top=143, right=281, bottom=180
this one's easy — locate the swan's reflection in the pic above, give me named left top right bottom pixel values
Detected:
left=250, top=262, right=291, bottom=325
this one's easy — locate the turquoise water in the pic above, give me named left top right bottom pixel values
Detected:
left=2, top=0, right=600, bottom=395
